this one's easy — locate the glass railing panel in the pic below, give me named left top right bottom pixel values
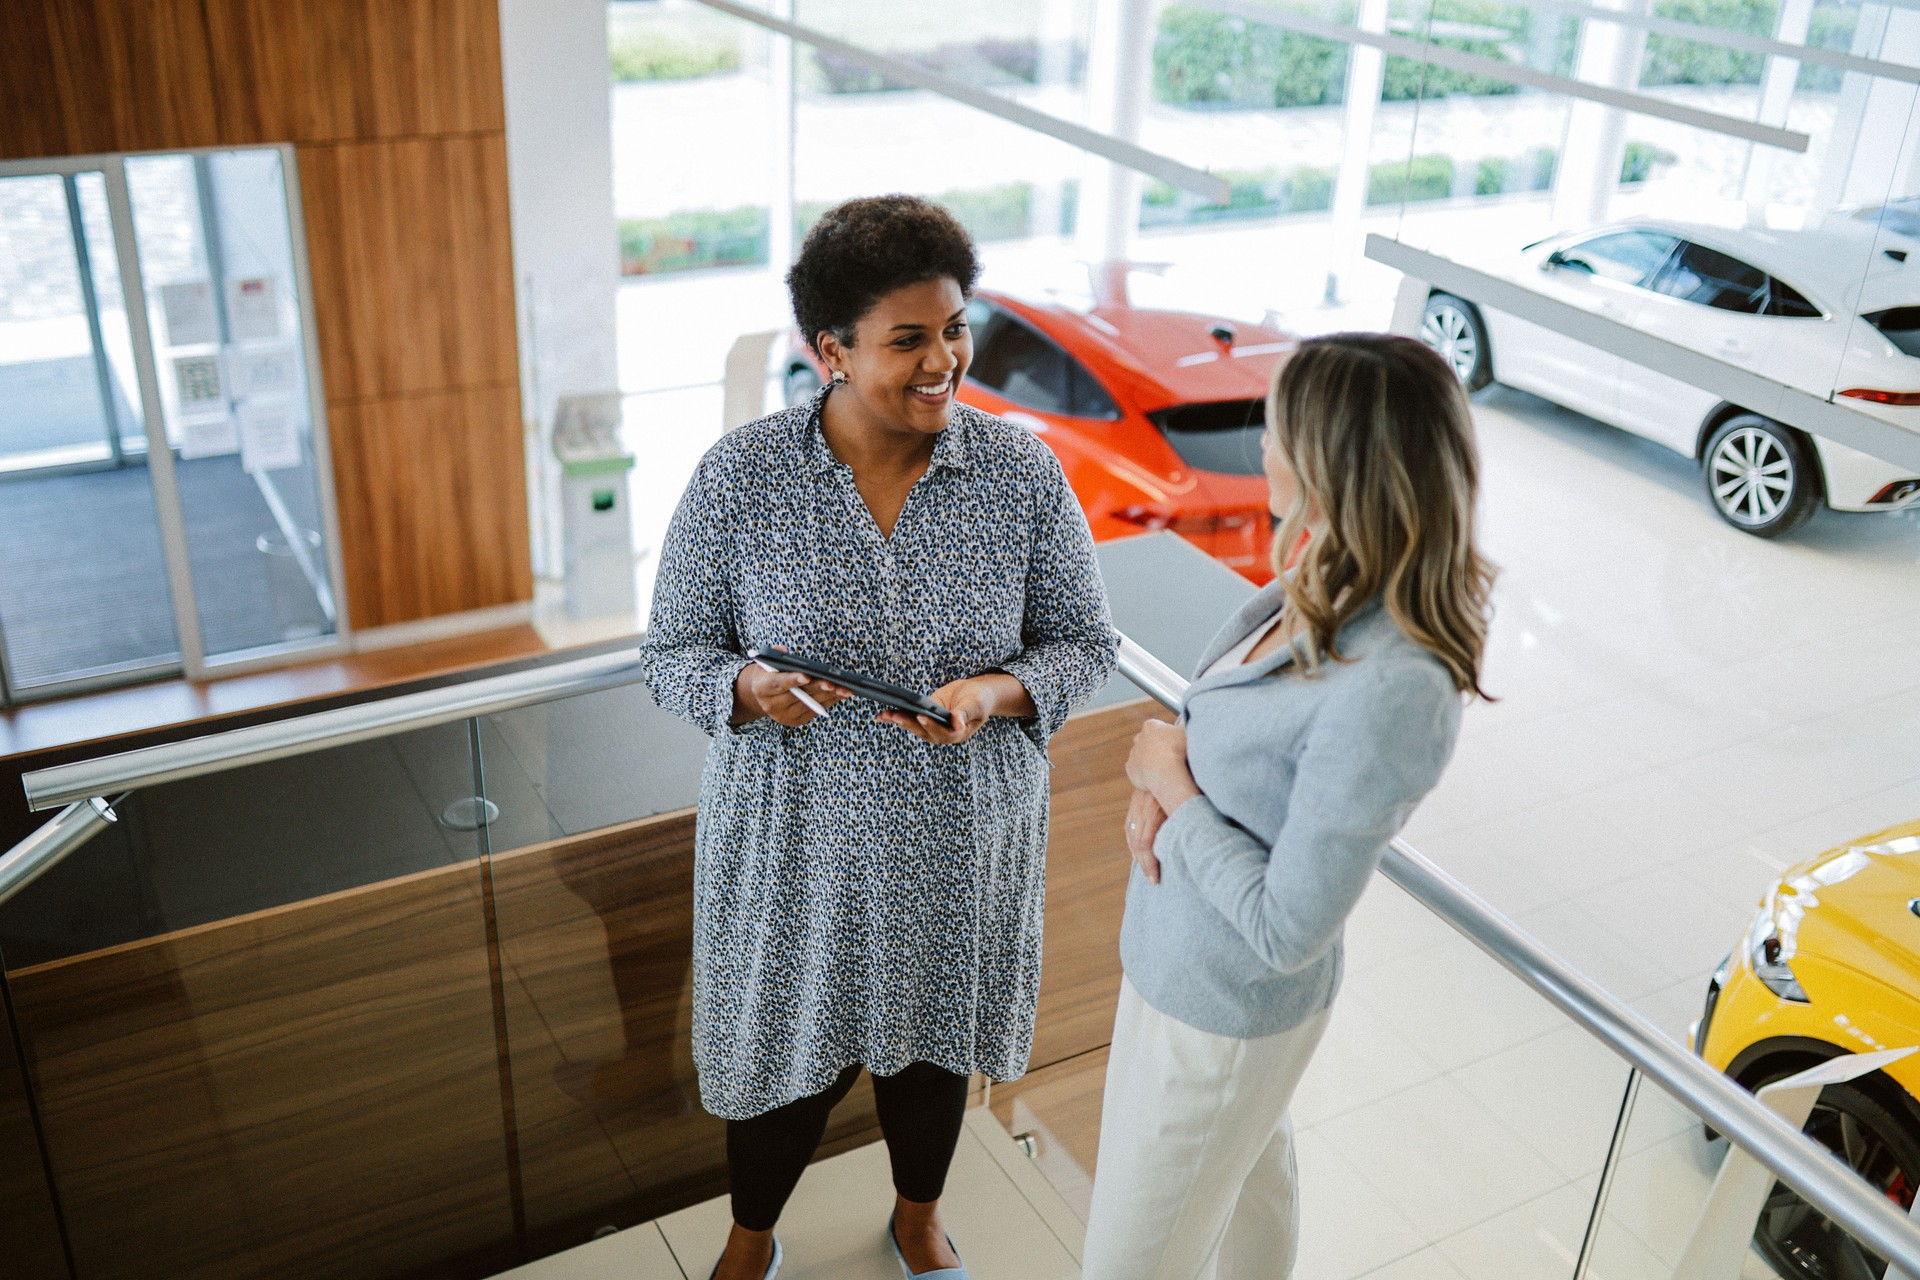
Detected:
left=0, top=986, right=67, bottom=1280
left=1581, top=1065, right=1920, bottom=1280
left=476, top=681, right=857, bottom=1256
left=0, top=721, right=517, bottom=1280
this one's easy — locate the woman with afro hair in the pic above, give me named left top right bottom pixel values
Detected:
left=642, top=195, right=1116, bottom=1280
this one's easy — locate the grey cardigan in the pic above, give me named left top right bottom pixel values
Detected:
left=1119, top=583, right=1464, bottom=1039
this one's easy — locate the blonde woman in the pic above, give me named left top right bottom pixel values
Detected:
left=1081, top=334, right=1496, bottom=1280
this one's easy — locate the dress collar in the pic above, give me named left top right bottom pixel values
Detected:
left=800, top=385, right=971, bottom=475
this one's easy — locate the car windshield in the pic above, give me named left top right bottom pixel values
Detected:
left=1149, top=400, right=1267, bottom=475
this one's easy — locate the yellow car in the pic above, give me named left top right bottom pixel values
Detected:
left=1694, top=817, right=1920, bottom=1277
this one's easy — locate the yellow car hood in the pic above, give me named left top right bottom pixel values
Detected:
left=1770, top=818, right=1920, bottom=996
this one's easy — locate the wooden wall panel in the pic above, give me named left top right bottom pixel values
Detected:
left=7, top=863, right=519, bottom=1280
left=301, top=135, right=518, bottom=402
left=1030, top=700, right=1167, bottom=1071
left=0, top=0, right=506, bottom=157
left=328, top=383, right=532, bottom=627
left=0, top=0, right=531, bottom=632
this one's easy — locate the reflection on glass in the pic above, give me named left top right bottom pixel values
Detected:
left=0, top=171, right=180, bottom=691
left=0, top=724, right=518, bottom=1279
left=478, top=681, right=719, bottom=1239
left=128, top=149, right=339, bottom=659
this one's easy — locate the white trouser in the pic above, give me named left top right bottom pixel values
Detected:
left=1080, top=979, right=1330, bottom=1280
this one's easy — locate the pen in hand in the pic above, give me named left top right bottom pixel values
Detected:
left=754, top=659, right=829, bottom=716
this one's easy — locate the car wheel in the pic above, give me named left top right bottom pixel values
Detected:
left=1419, top=293, right=1492, bottom=391
left=1751, top=1079, right=1920, bottom=1280
left=784, top=362, right=823, bottom=408
left=1702, top=414, right=1822, bottom=537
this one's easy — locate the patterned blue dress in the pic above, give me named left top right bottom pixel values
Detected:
left=640, top=390, right=1116, bottom=1120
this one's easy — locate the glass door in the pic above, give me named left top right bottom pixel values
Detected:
left=0, top=149, right=349, bottom=704
left=0, top=169, right=181, bottom=696
left=126, top=150, right=342, bottom=661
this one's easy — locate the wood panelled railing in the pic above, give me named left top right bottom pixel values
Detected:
left=2, top=699, right=1160, bottom=1277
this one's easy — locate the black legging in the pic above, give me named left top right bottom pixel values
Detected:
left=727, top=1061, right=971, bottom=1231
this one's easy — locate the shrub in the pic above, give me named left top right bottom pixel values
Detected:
left=796, top=185, right=1041, bottom=245
left=609, top=31, right=739, bottom=83
left=619, top=207, right=768, bottom=275
left=1476, top=146, right=1557, bottom=194
left=1620, top=141, right=1679, bottom=184
left=1382, top=42, right=1521, bottom=101
left=1285, top=165, right=1336, bottom=212
left=1139, top=164, right=1335, bottom=226
left=1153, top=7, right=1347, bottom=109
left=1367, top=154, right=1455, bottom=205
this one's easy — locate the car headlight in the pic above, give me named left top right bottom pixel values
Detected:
left=1749, top=920, right=1812, bottom=1004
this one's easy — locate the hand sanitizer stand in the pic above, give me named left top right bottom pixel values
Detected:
left=552, top=394, right=637, bottom=620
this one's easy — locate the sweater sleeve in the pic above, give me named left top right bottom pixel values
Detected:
left=1154, top=657, right=1462, bottom=974
left=994, top=447, right=1118, bottom=746
left=639, top=457, right=751, bottom=737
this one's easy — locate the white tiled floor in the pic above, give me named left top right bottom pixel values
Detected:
left=495, top=1109, right=1083, bottom=1280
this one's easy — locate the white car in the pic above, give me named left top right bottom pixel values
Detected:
left=1419, top=218, right=1920, bottom=536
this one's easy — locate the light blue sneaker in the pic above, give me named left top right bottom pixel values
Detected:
left=887, top=1214, right=967, bottom=1280
left=708, top=1235, right=781, bottom=1280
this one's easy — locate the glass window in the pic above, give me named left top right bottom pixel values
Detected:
left=1554, top=231, right=1678, bottom=286
left=1070, top=363, right=1118, bottom=418
left=1653, top=242, right=1769, bottom=314
left=968, top=307, right=1117, bottom=419
left=969, top=312, right=1071, bottom=413
left=1766, top=278, right=1822, bottom=318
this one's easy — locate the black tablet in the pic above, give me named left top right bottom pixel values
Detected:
left=746, top=647, right=955, bottom=729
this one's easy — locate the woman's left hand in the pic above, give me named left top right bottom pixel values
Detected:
left=1126, top=720, right=1201, bottom=815
left=876, top=677, right=995, bottom=746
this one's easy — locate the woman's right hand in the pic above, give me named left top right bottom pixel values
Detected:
left=1125, top=788, right=1167, bottom=885
left=732, top=663, right=849, bottom=727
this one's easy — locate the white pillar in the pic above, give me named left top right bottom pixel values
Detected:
left=1551, top=0, right=1652, bottom=230
left=499, top=0, right=622, bottom=580
left=1325, top=0, right=1388, bottom=306
left=1076, top=0, right=1156, bottom=265
left=767, top=0, right=797, bottom=269
left=1029, top=0, right=1082, bottom=241
left=1741, top=0, right=1813, bottom=219
left=1815, top=5, right=1920, bottom=214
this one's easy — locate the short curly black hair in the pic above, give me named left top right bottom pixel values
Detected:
left=787, top=195, right=981, bottom=357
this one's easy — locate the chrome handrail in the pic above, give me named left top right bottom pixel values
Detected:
left=1114, top=638, right=1920, bottom=1274
left=0, top=797, right=118, bottom=907
left=22, top=650, right=645, bottom=812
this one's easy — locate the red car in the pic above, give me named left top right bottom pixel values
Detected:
left=787, top=282, right=1294, bottom=584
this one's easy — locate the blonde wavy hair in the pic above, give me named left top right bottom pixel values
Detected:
left=1266, top=333, right=1496, bottom=698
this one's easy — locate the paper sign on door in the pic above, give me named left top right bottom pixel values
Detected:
left=239, top=402, right=303, bottom=474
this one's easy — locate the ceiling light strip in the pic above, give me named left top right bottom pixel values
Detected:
left=1190, top=0, right=1811, bottom=153
left=1520, top=0, right=1920, bottom=87
left=1365, top=234, right=1920, bottom=473
left=690, top=0, right=1231, bottom=202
